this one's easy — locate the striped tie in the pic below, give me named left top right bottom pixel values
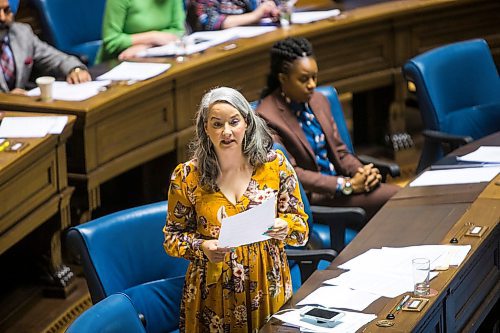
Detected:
left=1, top=37, right=16, bottom=90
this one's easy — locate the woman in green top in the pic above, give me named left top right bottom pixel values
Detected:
left=97, top=0, right=186, bottom=63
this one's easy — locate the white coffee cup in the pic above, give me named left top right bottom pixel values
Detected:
left=36, top=76, right=55, bottom=102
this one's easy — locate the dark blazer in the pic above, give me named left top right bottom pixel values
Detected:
left=0, top=22, right=86, bottom=92
left=257, top=90, right=363, bottom=196
left=257, top=90, right=399, bottom=220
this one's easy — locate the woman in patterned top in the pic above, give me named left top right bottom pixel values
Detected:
left=189, top=0, right=280, bottom=31
left=164, top=86, right=308, bottom=332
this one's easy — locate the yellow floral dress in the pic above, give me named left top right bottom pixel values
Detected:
left=163, top=149, right=309, bottom=332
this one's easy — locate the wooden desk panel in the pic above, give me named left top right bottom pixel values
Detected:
left=0, top=112, right=76, bottom=295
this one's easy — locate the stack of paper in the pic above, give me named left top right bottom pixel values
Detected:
left=324, top=245, right=471, bottom=298
left=457, top=146, right=500, bottom=163
left=96, top=62, right=172, bottom=81
left=0, top=116, right=68, bottom=137
left=292, top=9, right=341, bottom=24
left=410, top=167, right=500, bottom=187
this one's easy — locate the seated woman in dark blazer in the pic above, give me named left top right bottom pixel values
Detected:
left=256, top=37, right=399, bottom=220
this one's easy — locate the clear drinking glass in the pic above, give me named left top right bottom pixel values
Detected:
left=412, top=258, right=430, bottom=296
left=279, top=1, right=293, bottom=28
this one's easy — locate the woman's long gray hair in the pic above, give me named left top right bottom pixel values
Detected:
left=190, top=87, right=273, bottom=192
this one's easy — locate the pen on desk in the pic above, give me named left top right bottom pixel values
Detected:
left=396, top=295, right=410, bottom=311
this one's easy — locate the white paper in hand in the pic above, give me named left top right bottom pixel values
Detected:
left=218, top=194, right=276, bottom=247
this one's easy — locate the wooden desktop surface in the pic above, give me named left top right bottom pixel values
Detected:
left=0, top=111, right=76, bottom=270
left=261, top=132, right=500, bottom=332
left=0, top=0, right=498, bottom=220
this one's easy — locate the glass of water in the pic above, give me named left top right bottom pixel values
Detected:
left=412, top=258, right=430, bottom=296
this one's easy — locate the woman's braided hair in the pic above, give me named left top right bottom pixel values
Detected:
left=261, top=37, right=314, bottom=98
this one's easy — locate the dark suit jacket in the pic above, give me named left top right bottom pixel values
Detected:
left=256, top=90, right=364, bottom=197
left=0, top=22, right=86, bottom=92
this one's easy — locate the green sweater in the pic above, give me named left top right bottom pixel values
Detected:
left=97, top=0, right=185, bottom=63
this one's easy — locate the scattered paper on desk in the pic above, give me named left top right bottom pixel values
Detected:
left=457, top=146, right=500, bottom=163
left=292, top=9, right=341, bottom=24
left=324, top=269, right=437, bottom=298
left=27, top=80, right=110, bottom=101
left=139, top=26, right=277, bottom=57
left=330, top=245, right=470, bottom=297
left=273, top=307, right=376, bottom=333
left=297, top=285, right=380, bottom=311
left=217, top=194, right=276, bottom=247
left=0, top=116, right=68, bottom=137
left=96, top=62, right=171, bottom=81
left=409, top=167, right=500, bottom=187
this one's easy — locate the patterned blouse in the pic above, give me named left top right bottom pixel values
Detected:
left=164, top=149, right=308, bottom=332
left=192, top=0, right=281, bottom=30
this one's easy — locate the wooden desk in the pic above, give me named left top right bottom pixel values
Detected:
left=261, top=132, right=500, bottom=332
left=1, top=0, right=498, bottom=220
left=0, top=111, right=76, bottom=295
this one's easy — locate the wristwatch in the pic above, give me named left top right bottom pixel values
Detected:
left=342, top=178, right=353, bottom=195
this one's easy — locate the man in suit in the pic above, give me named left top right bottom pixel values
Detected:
left=257, top=37, right=399, bottom=220
left=0, top=0, right=91, bottom=94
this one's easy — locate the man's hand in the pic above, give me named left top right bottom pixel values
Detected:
left=66, top=68, right=91, bottom=84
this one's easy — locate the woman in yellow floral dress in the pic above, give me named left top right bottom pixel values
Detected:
left=164, top=87, right=309, bottom=332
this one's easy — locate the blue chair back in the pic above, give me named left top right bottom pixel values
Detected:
left=66, top=201, right=189, bottom=304
left=403, top=39, right=500, bottom=168
left=29, top=0, right=106, bottom=65
left=66, top=293, right=146, bottom=333
left=315, top=86, right=355, bottom=153
left=123, top=277, right=184, bottom=333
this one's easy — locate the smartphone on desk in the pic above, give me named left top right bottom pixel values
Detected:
left=300, top=306, right=344, bottom=326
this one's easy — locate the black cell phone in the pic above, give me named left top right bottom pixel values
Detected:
left=300, top=307, right=344, bottom=323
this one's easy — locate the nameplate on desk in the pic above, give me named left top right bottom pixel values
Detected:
left=402, top=297, right=428, bottom=312
left=465, top=225, right=487, bottom=237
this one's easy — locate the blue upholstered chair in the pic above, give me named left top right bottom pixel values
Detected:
left=29, top=0, right=106, bottom=65
left=66, top=202, right=189, bottom=332
left=315, top=86, right=401, bottom=181
left=66, top=293, right=146, bottom=333
left=273, top=142, right=365, bottom=256
left=403, top=39, right=500, bottom=172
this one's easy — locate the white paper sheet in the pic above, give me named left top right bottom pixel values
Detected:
left=409, top=167, right=500, bottom=187
left=0, top=116, right=68, bottom=137
left=324, top=269, right=437, bottom=298
left=139, top=26, right=277, bottom=57
left=457, top=146, right=500, bottom=163
left=273, top=307, right=376, bottom=333
left=297, top=285, right=380, bottom=311
left=27, top=80, right=111, bottom=101
left=96, top=62, right=171, bottom=81
left=292, top=9, right=341, bottom=24
left=217, top=194, right=276, bottom=247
